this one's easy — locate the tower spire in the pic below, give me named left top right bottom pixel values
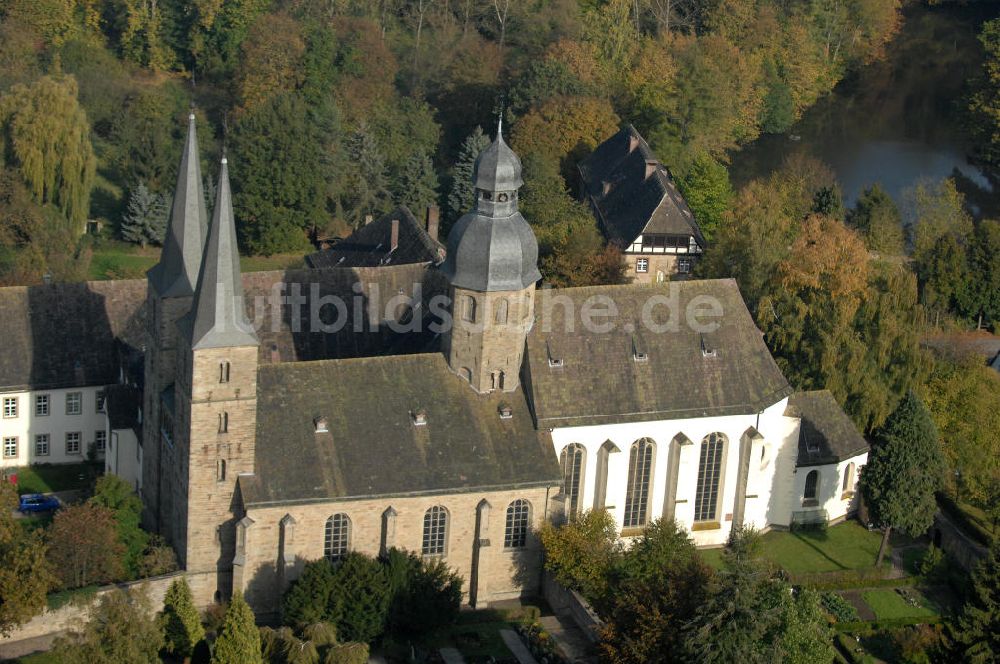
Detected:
left=186, top=156, right=258, bottom=350
left=150, top=112, right=208, bottom=297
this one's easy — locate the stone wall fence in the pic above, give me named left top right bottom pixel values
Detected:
left=541, top=571, right=604, bottom=643
left=0, top=570, right=216, bottom=660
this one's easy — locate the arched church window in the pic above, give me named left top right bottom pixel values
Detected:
left=804, top=470, right=819, bottom=503
left=842, top=463, right=856, bottom=493
left=495, top=298, right=509, bottom=324
left=325, top=514, right=351, bottom=560
left=497, top=371, right=505, bottom=390
left=463, top=295, right=477, bottom=323
left=560, top=444, right=586, bottom=518
left=694, top=432, right=727, bottom=522
left=217, top=459, right=226, bottom=482
left=504, top=499, right=530, bottom=548
left=422, top=506, right=448, bottom=556
left=623, top=439, right=655, bottom=528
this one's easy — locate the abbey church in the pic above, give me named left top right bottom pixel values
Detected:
left=0, top=115, right=870, bottom=612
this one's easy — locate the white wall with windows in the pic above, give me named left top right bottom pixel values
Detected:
left=105, top=424, right=142, bottom=493
left=550, top=397, right=804, bottom=547
left=0, top=386, right=108, bottom=469
left=791, top=455, right=867, bottom=526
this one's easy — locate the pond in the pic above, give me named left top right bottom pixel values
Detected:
left=730, top=2, right=999, bottom=215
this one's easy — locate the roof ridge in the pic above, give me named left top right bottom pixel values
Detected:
left=259, top=351, right=443, bottom=373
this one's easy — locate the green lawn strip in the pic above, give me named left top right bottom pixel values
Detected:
left=698, top=547, right=725, bottom=570
left=419, top=620, right=516, bottom=659
left=861, top=589, right=938, bottom=621
left=760, top=523, right=888, bottom=574
left=13, top=462, right=100, bottom=495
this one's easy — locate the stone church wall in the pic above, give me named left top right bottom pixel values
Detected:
left=239, top=485, right=559, bottom=615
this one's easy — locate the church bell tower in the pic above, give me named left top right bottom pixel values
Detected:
left=441, top=122, right=541, bottom=393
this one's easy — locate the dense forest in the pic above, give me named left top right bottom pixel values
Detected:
left=0, top=0, right=901, bottom=283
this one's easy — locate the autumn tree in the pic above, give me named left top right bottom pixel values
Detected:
left=676, top=153, right=733, bottom=241
left=0, top=75, right=96, bottom=226
left=511, top=95, right=620, bottom=179
left=860, top=392, right=945, bottom=567
left=848, top=183, right=904, bottom=254
left=88, top=474, right=152, bottom=580
left=539, top=510, right=620, bottom=603
left=597, top=520, right=713, bottom=663
left=0, top=482, right=52, bottom=636
left=160, top=577, right=206, bottom=659
left=53, top=587, right=165, bottom=664
left=920, top=354, right=1000, bottom=508
left=212, top=591, right=262, bottom=664
left=47, top=503, right=126, bottom=589
left=236, top=13, right=306, bottom=113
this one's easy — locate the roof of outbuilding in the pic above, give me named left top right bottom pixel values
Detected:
left=0, top=280, right=147, bottom=392
left=785, top=390, right=869, bottom=467
left=240, top=353, right=560, bottom=506
left=306, top=207, right=444, bottom=269
left=525, top=280, right=792, bottom=428
left=578, top=125, right=706, bottom=248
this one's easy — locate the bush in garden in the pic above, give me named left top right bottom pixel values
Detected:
left=820, top=591, right=860, bottom=623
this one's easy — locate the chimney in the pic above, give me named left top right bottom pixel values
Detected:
left=426, top=205, right=440, bottom=241
left=644, top=161, right=658, bottom=180
left=364, top=214, right=374, bottom=225
left=628, top=133, right=639, bottom=153
left=314, top=416, right=329, bottom=433
left=390, top=218, right=399, bottom=252
left=270, top=343, right=280, bottom=364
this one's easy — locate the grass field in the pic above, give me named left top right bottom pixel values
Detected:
left=88, top=241, right=306, bottom=281
left=698, top=522, right=887, bottom=574
left=11, top=462, right=101, bottom=495
left=861, top=589, right=938, bottom=621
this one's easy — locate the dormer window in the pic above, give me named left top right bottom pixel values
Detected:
left=546, top=340, right=563, bottom=368
left=499, top=404, right=513, bottom=420
left=412, top=409, right=428, bottom=426
left=634, top=351, right=648, bottom=362
left=700, top=334, right=717, bottom=358
left=314, top=416, right=328, bottom=433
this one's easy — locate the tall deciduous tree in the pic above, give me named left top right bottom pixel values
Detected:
left=860, top=392, right=945, bottom=567
left=160, top=577, right=206, bottom=658
left=676, top=153, right=733, bottom=241
left=0, top=75, right=96, bottom=226
left=446, top=126, right=491, bottom=225
left=236, top=13, right=306, bottom=113
left=539, top=509, right=620, bottom=603
left=212, top=591, right=262, bottom=664
left=53, top=587, right=165, bottom=664
left=0, top=483, right=52, bottom=636
left=848, top=183, right=904, bottom=255
left=88, top=474, right=152, bottom=580
left=47, top=503, right=126, bottom=589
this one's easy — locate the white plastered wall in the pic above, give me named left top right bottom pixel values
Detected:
left=0, top=386, right=107, bottom=469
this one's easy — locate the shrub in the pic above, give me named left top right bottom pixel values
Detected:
left=323, top=642, right=369, bottom=664
left=538, top=509, right=619, bottom=603
left=327, top=553, right=391, bottom=643
left=822, top=592, right=861, bottom=623
left=918, top=545, right=944, bottom=578
left=388, top=556, right=462, bottom=637
left=282, top=560, right=337, bottom=629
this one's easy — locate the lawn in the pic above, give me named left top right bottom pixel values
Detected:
left=12, top=462, right=101, bottom=495
left=88, top=241, right=305, bottom=281
left=861, top=589, right=938, bottom=621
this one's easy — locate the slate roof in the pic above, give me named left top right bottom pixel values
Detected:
left=525, top=280, right=792, bottom=428
left=240, top=353, right=560, bottom=506
left=306, top=207, right=444, bottom=269
left=474, top=121, right=523, bottom=192
left=785, top=390, right=869, bottom=467
left=578, top=125, right=706, bottom=248
left=182, top=157, right=259, bottom=350
left=0, top=280, right=147, bottom=392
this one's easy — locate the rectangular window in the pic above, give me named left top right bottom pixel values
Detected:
left=678, top=258, right=692, bottom=274
left=95, top=430, right=107, bottom=452
left=3, top=397, right=17, bottom=418
left=3, top=437, right=17, bottom=458
left=66, top=392, right=82, bottom=415
left=219, top=362, right=231, bottom=383
left=35, top=434, right=50, bottom=456
left=35, top=394, right=50, bottom=416
left=636, top=258, right=649, bottom=273
left=65, top=432, right=81, bottom=455
left=96, top=391, right=106, bottom=413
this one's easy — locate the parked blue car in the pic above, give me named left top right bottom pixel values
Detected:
left=18, top=493, right=60, bottom=513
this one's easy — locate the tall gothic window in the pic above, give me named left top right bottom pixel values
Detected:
left=325, top=514, right=351, bottom=560
left=623, top=439, right=655, bottom=528
left=560, top=444, right=586, bottom=517
left=842, top=462, right=856, bottom=493
left=504, top=499, right=530, bottom=548
left=804, top=470, right=819, bottom=503
left=422, top=506, right=448, bottom=556
left=694, top=432, right=726, bottom=522
left=220, top=362, right=231, bottom=383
